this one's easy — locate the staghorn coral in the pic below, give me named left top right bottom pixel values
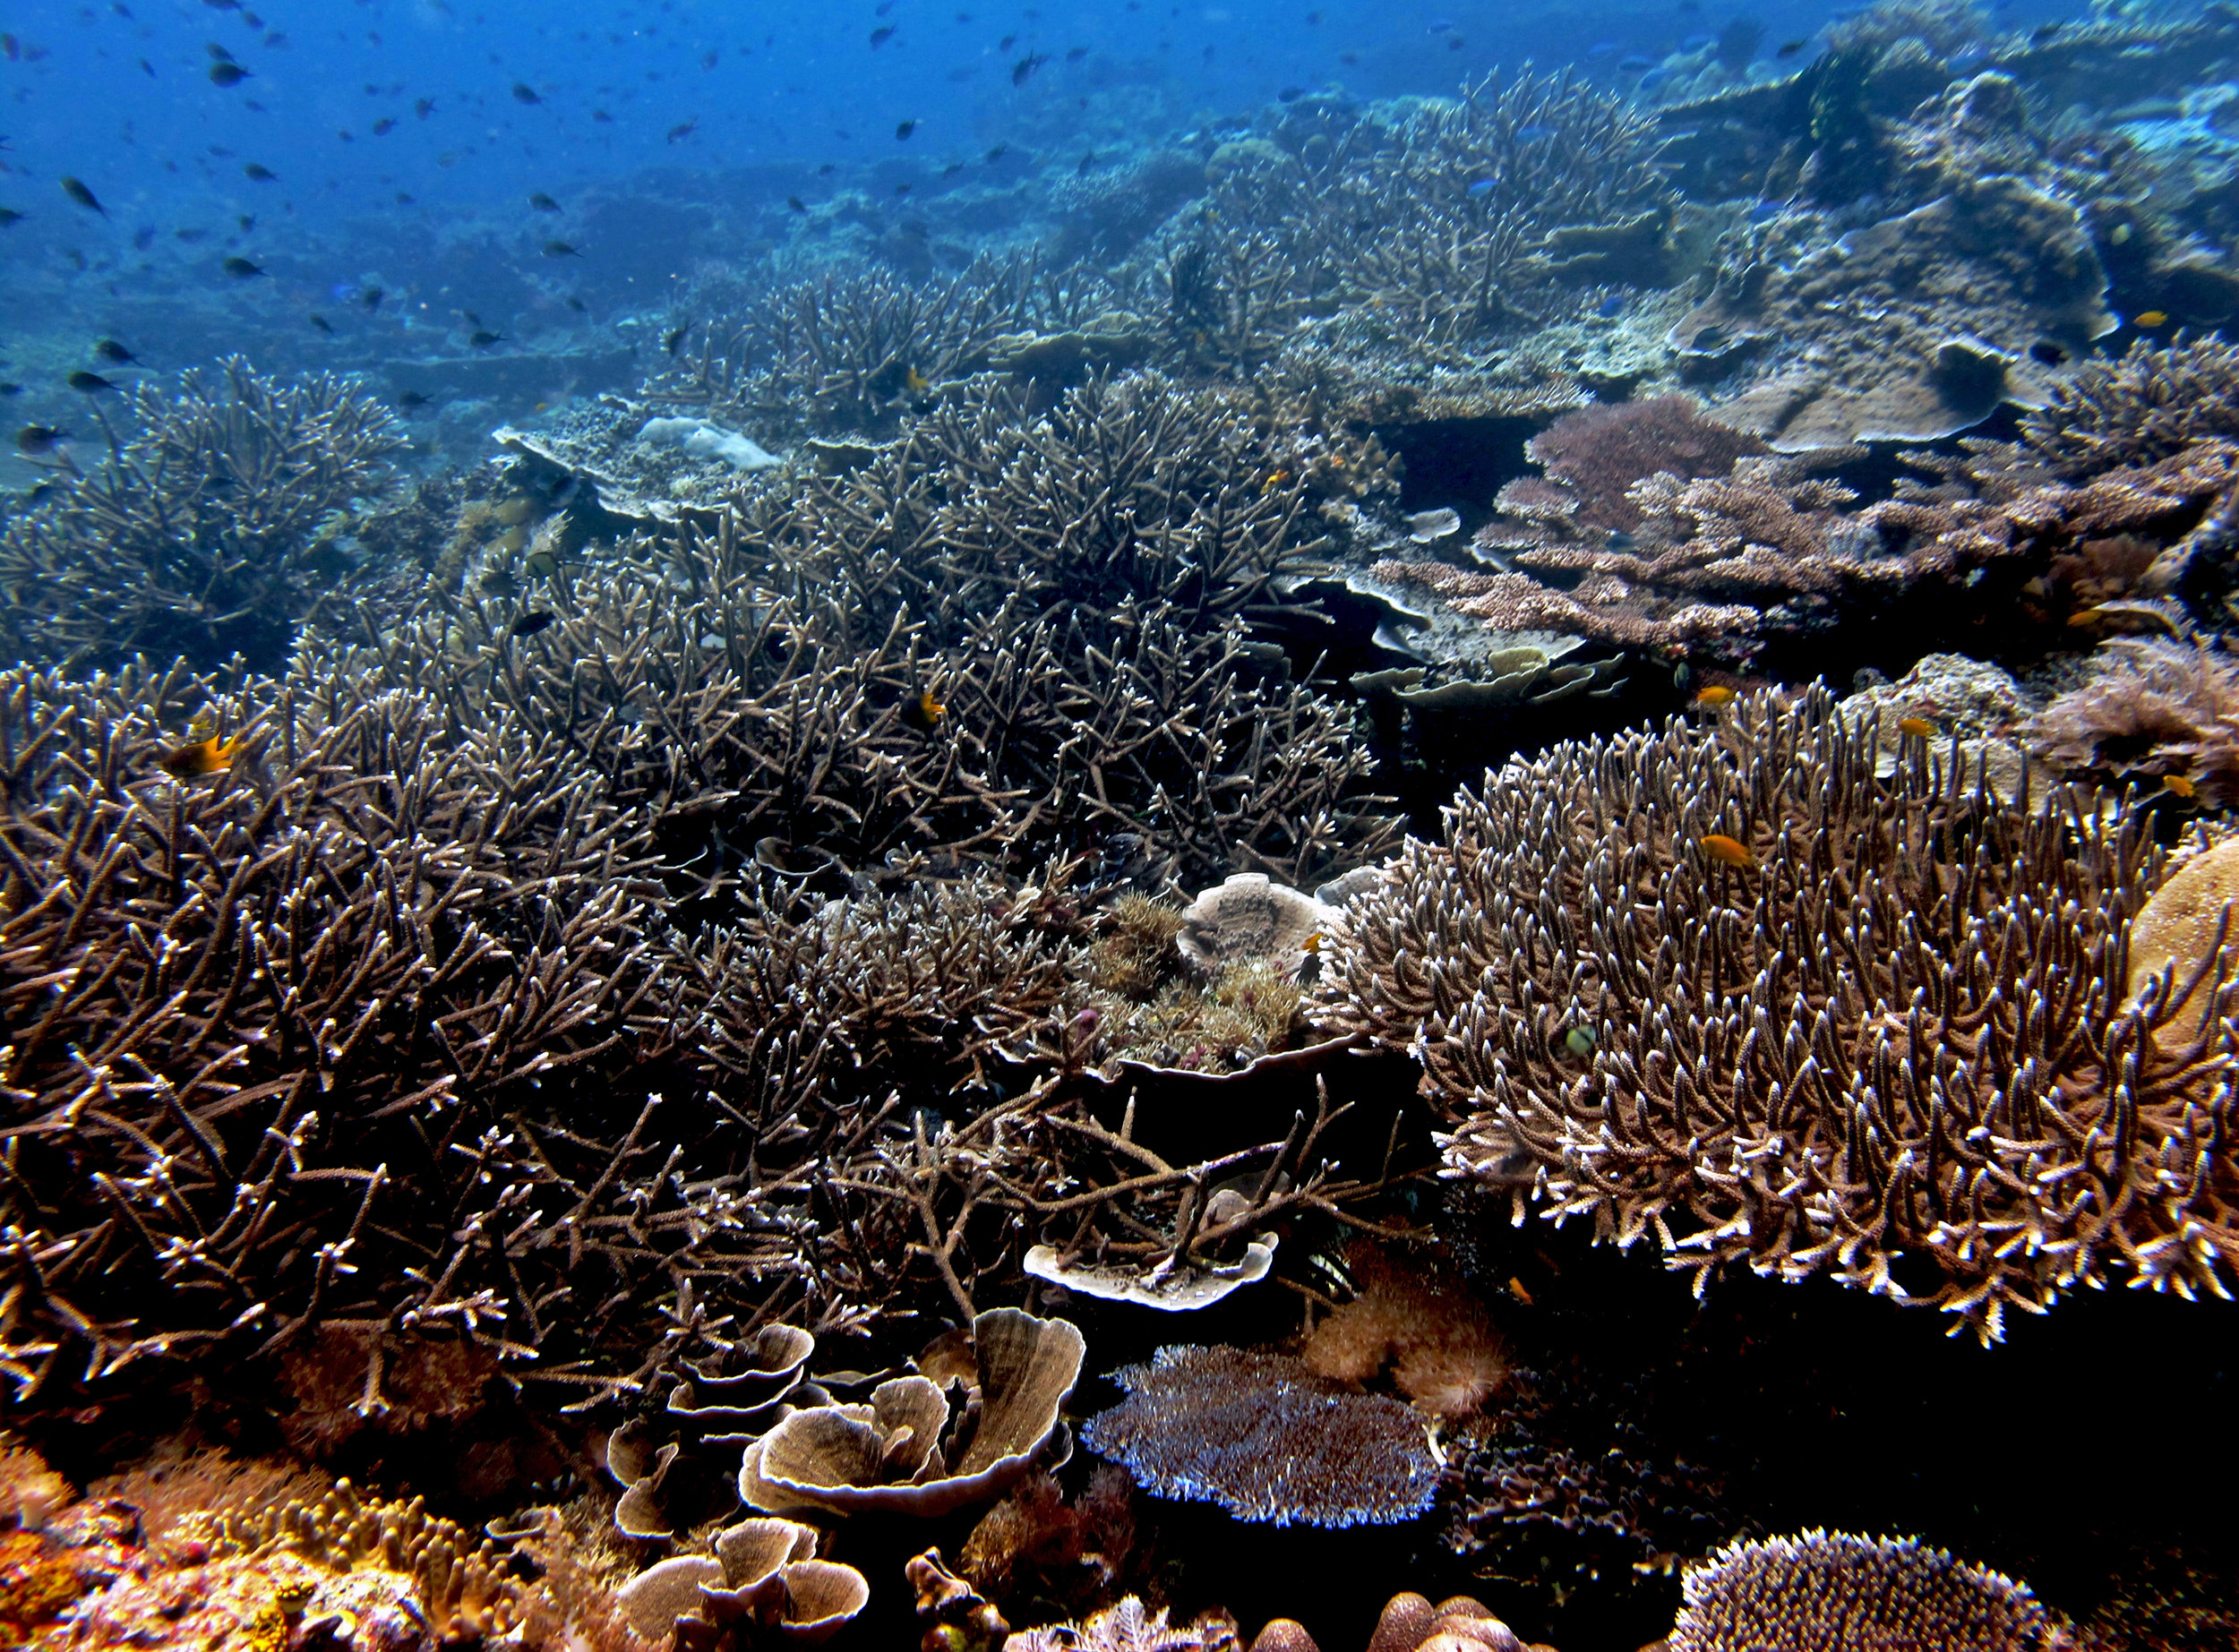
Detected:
left=0, top=358, right=407, bottom=672
left=2029, top=637, right=2239, bottom=804
left=1082, top=1344, right=1441, bottom=1529
left=0, top=655, right=836, bottom=1404
left=648, top=256, right=1120, bottom=438
left=2020, top=333, right=2239, bottom=478
left=1665, top=1530, right=2056, bottom=1652
left=1315, top=686, right=2239, bottom=1340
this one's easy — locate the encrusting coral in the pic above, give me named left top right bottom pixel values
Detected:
left=1314, top=685, right=2239, bottom=1340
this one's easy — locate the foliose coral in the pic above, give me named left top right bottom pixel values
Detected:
left=1315, top=686, right=2239, bottom=1340
left=1082, top=1344, right=1442, bottom=1528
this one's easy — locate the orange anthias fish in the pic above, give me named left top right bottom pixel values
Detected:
left=1701, top=833, right=1754, bottom=868
left=1896, top=715, right=1936, bottom=738
left=1692, top=685, right=1737, bottom=707
left=2163, top=773, right=2198, bottom=799
left=159, top=732, right=245, bottom=779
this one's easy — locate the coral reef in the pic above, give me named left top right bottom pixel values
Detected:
left=1315, top=686, right=2239, bottom=1340
left=2020, top=333, right=2239, bottom=478
left=2029, top=637, right=2239, bottom=803
left=741, top=1309, right=1085, bottom=1519
left=615, top=1516, right=868, bottom=1648
left=1665, top=1530, right=2054, bottom=1652
left=1301, top=1242, right=1507, bottom=1421
left=0, top=359, right=407, bottom=672
left=1082, top=1345, right=1441, bottom=1528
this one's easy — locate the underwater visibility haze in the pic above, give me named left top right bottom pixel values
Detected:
left=4, top=0, right=2239, bottom=1648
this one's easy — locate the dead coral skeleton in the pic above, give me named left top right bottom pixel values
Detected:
left=1315, top=685, right=2239, bottom=1341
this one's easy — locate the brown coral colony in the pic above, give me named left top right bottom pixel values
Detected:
left=4, top=4, right=2239, bottom=1651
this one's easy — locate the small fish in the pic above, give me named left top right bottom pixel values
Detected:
left=542, top=239, right=581, bottom=257
left=786, top=194, right=808, bottom=212
left=507, top=610, right=555, bottom=638
left=0, top=383, right=20, bottom=397
left=415, top=97, right=435, bottom=118
left=1565, top=1025, right=1596, bottom=1056
left=1895, top=715, right=1935, bottom=738
left=468, top=329, right=504, bottom=347
left=222, top=256, right=265, bottom=278
left=1776, top=38, right=1807, bottom=56
left=396, top=389, right=431, bottom=408
left=666, top=119, right=698, bottom=142
left=1296, top=929, right=1325, bottom=984
left=984, top=144, right=1008, bottom=163
left=15, top=424, right=68, bottom=455
left=663, top=322, right=691, bottom=355
left=999, top=32, right=1018, bottom=49
left=371, top=116, right=395, bottom=135
left=900, top=689, right=948, bottom=731
left=1701, top=833, right=1754, bottom=869
left=905, top=366, right=931, bottom=396
left=524, top=547, right=560, bottom=578
left=1692, top=685, right=1736, bottom=708
left=2134, top=310, right=2168, bottom=327
left=1013, top=51, right=1049, bottom=83
left=1260, top=468, right=1293, bottom=494
left=359, top=285, right=383, bottom=310
left=1077, top=150, right=1094, bottom=174
left=308, top=312, right=333, bottom=333
left=1606, top=529, right=1638, bottom=551
left=528, top=192, right=561, bottom=211
left=60, top=176, right=106, bottom=216
left=2030, top=21, right=2062, bottom=42
left=208, top=61, right=251, bottom=86
left=1065, top=45, right=1087, bottom=60
left=1597, top=293, right=1625, bottom=318
left=94, top=338, right=137, bottom=364
left=67, top=371, right=118, bottom=393
left=2163, top=773, right=2198, bottom=799
left=1466, top=178, right=1497, bottom=198
left=159, top=732, right=245, bottom=780
left=511, top=81, right=542, bottom=104
left=0, top=209, right=23, bottom=228
left=895, top=118, right=917, bottom=140
left=870, top=24, right=896, bottom=45
left=1506, top=1276, right=1536, bottom=1306
left=243, top=161, right=278, bottom=181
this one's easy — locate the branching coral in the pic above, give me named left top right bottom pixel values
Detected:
left=2020, top=333, right=2239, bottom=478
left=0, top=357, right=407, bottom=672
left=1314, top=686, right=2239, bottom=1340
left=1082, top=1344, right=1441, bottom=1528
left=0, top=657, right=814, bottom=1401
left=1667, top=1530, right=2055, bottom=1652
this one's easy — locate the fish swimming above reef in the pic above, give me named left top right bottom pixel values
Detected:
left=159, top=729, right=245, bottom=780
left=222, top=256, right=265, bottom=278
left=15, top=424, right=68, bottom=455
left=209, top=61, right=250, bottom=86
left=60, top=175, right=105, bottom=215
left=900, top=689, right=948, bottom=731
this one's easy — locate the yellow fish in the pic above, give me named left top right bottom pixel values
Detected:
left=1701, top=833, right=1754, bottom=869
left=1693, top=685, right=1737, bottom=707
left=1896, top=715, right=1936, bottom=738
left=2163, top=773, right=2197, bottom=799
left=159, top=732, right=245, bottom=780
left=2134, top=310, right=2169, bottom=328
left=900, top=689, right=947, bottom=731
left=905, top=366, right=932, bottom=396
left=1260, top=468, right=1292, bottom=495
